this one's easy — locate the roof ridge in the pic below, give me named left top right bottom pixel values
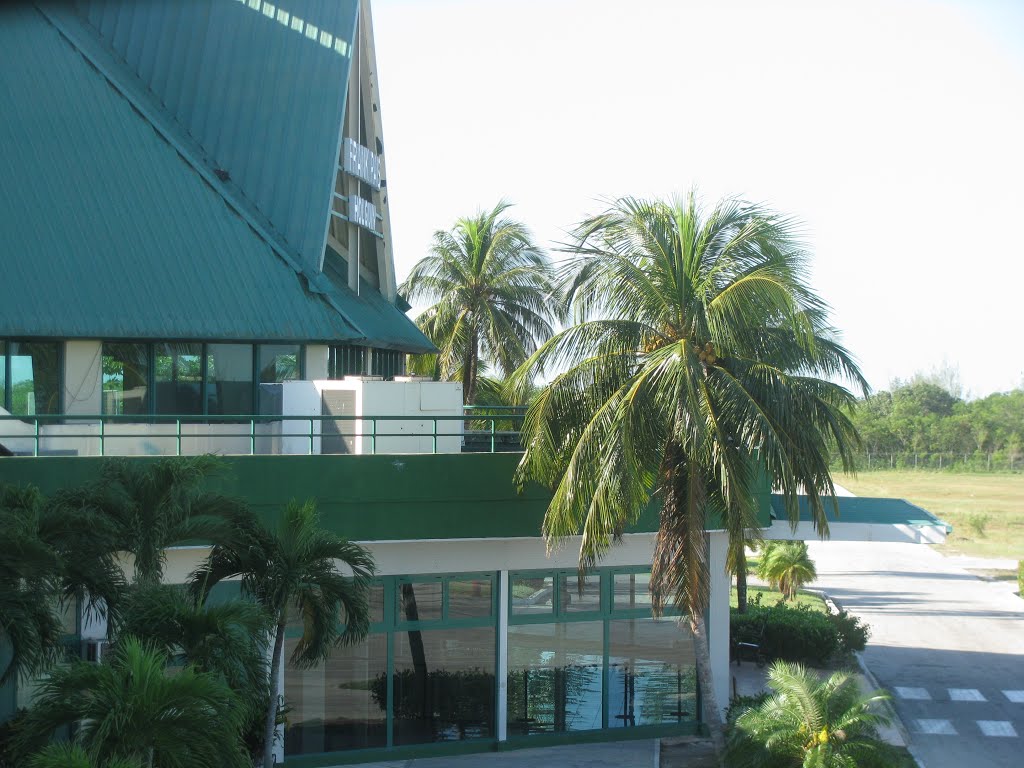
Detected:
left=37, top=1, right=368, bottom=337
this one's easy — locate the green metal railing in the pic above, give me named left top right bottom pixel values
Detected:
left=0, top=407, right=526, bottom=457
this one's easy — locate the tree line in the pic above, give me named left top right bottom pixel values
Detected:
left=845, top=378, right=1024, bottom=471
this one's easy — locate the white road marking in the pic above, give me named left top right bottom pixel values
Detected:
left=915, top=719, right=957, bottom=735
left=949, top=688, right=986, bottom=702
left=1003, top=690, right=1024, bottom=703
left=977, top=720, right=1018, bottom=737
left=896, top=687, right=932, bottom=701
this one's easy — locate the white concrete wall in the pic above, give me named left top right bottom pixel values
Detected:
left=63, top=340, right=102, bottom=416
left=708, top=531, right=731, bottom=716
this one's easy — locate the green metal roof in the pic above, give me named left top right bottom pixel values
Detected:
left=0, top=4, right=433, bottom=351
left=70, top=0, right=358, bottom=278
left=770, top=495, right=949, bottom=530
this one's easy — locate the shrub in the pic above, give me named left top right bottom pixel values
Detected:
left=965, top=512, right=991, bottom=538
left=731, top=602, right=839, bottom=665
left=724, top=693, right=768, bottom=724
left=827, top=609, right=871, bottom=653
left=1018, top=560, right=1023, bottom=597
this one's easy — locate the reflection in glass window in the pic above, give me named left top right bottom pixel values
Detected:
left=511, top=575, right=554, bottom=618
left=154, top=343, right=203, bottom=415
left=448, top=578, right=492, bottom=619
left=613, top=572, right=653, bottom=611
left=7, top=341, right=60, bottom=415
left=102, top=343, right=149, bottom=415
left=507, top=622, right=604, bottom=735
left=328, top=344, right=366, bottom=378
left=206, top=343, right=253, bottom=415
left=557, top=573, right=602, bottom=613
left=284, top=633, right=388, bottom=755
left=0, top=341, right=6, bottom=407
left=257, top=344, right=300, bottom=415
left=393, top=627, right=496, bottom=745
left=397, top=581, right=441, bottom=623
left=608, top=618, right=697, bottom=727
left=373, top=348, right=406, bottom=379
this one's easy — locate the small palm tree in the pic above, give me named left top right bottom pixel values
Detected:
left=512, top=193, right=866, bottom=749
left=53, top=456, right=246, bottom=584
left=757, top=541, right=817, bottom=601
left=114, top=583, right=271, bottom=758
left=401, top=201, right=562, bottom=404
left=725, top=660, right=892, bottom=768
left=13, top=637, right=249, bottom=768
left=189, top=499, right=375, bottom=768
left=27, top=743, right=141, bottom=768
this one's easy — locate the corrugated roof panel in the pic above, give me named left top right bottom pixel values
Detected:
left=72, top=0, right=359, bottom=276
left=769, top=495, right=947, bottom=528
left=0, top=6, right=359, bottom=342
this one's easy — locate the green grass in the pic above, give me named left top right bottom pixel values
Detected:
left=730, top=586, right=827, bottom=612
left=837, top=470, right=1024, bottom=559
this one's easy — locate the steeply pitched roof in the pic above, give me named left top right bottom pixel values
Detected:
left=0, top=4, right=434, bottom=352
left=70, top=0, right=358, bottom=277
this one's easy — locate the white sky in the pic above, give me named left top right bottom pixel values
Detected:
left=371, top=0, right=1024, bottom=398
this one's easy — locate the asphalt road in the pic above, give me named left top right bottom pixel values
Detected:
left=808, top=540, right=1024, bottom=768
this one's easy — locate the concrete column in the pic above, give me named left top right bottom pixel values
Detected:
left=708, top=530, right=731, bottom=715
left=274, top=642, right=286, bottom=764
left=304, top=345, right=329, bottom=380
left=496, top=569, right=509, bottom=741
left=63, top=340, right=102, bottom=416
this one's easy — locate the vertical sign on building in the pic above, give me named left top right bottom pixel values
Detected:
left=342, top=137, right=381, bottom=235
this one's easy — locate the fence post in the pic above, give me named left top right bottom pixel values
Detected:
left=490, top=418, right=496, bottom=453
left=99, top=418, right=105, bottom=457
left=250, top=419, right=255, bottom=456
left=370, top=418, right=376, bottom=455
left=309, top=418, right=314, bottom=455
left=432, top=419, right=437, bottom=454
left=175, top=420, right=182, bottom=456
left=33, top=418, right=39, bottom=457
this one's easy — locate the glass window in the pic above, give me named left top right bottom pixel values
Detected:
left=613, top=572, right=653, bottom=611
left=284, top=633, right=388, bottom=755
left=102, top=343, right=150, bottom=415
left=257, top=344, right=300, bottom=415
left=7, top=341, right=61, bottom=415
left=373, top=348, right=405, bottom=379
left=608, top=618, right=697, bottom=727
left=392, top=627, right=496, bottom=745
left=448, top=578, right=492, bottom=620
left=154, top=343, right=203, bottom=415
left=397, top=581, right=441, bottom=623
left=0, top=341, right=6, bottom=408
left=206, top=343, right=253, bottom=415
left=511, top=575, right=554, bottom=618
left=507, top=622, right=604, bottom=735
left=329, top=344, right=366, bottom=378
left=557, top=573, right=602, bottom=614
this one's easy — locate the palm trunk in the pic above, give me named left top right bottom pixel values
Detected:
left=691, top=612, right=725, bottom=755
left=263, top=617, right=287, bottom=768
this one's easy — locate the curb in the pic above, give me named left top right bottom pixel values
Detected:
left=818, top=591, right=926, bottom=768
left=653, top=736, right=660, bottom=768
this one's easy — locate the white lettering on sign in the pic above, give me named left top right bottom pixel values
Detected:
left=342, top=138, right=381, bottom=190
left=349, top=195, right=378, bottom=233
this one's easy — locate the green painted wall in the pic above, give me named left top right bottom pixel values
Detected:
left=0, top=453, right=771, bottom=541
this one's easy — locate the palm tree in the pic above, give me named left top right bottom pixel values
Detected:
left=52, top=456, right=245, bottom=584
left=401, top=200, right=561, bottom=404
left=26, top=744, right=140, bottom=768
left=114, top=583, right=271, bottom=759
left=13, top=637, right=249, bottom=768
left=511, top=193, right=866, bottom=749
left=189, top=499, right=375, bottom=768
left=757, top=541, right=817, bottom=601
left=725, top=660, right=891, bottom=768
left=0, top=486, right=63, bottom=685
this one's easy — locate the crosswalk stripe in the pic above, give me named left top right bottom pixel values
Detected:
left=949, top=688, right=986, bottom=702
left=915, top=719, right=956, bottom=735
left=896, top=686, right=932, bottom=700
left=1003, top=690, right=1024, bottom=703
left=977, top=720, right=1017, bottom=737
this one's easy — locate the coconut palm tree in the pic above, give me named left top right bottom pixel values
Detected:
left=401, top=201, right=561, bottom=404
left=725, top=660, right=892, bottom=768
left=13, top=637, right=249, bottom=768
left=757, top=541, right=817, bottom=601
left=189, top=499, right=375, bottom=768
left=511, top=193, right=866, bottom=749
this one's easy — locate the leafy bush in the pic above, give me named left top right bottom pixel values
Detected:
left=827, top=609, right=871, bottom=653
left=724, top=693, right=768, bottom=725
left=965, top=512, right=991, bottom=537
left=1018, top=560, right=1023, bottom=597
left=731, top=603, right=839, bottom=665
